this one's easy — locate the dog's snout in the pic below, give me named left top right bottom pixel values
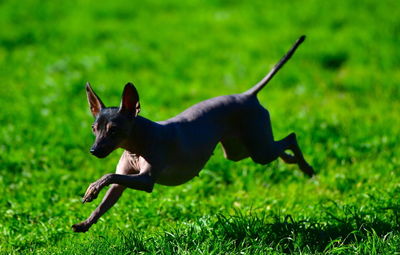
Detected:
left=89, top=144, right=110, bottom=158
left=90, top=145, right=101, bottom=156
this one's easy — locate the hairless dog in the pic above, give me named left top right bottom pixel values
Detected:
left=72, top=35, right=314, bottom=232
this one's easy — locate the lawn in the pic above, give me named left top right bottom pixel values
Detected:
left=0, top=0, right=400, bottom=254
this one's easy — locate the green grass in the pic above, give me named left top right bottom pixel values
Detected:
left=1, top=0, right=400, bottom=254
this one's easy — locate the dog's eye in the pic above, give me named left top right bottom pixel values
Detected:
left=108, top=126, right=118, bottom=135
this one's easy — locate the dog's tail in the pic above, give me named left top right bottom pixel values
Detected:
left=245, top=35, right=306, bottom=96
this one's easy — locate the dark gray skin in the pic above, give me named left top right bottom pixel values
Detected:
left=72, top=36, right=314, bottom=232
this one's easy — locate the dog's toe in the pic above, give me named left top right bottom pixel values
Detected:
left=302, top=164, right=315, bottom=177
left=72, top=222, right=89, bottom=233
left=82, top=184, right=99, bottom=203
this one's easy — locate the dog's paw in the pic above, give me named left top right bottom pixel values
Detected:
left=82, top=182, right=101, bottom=203
left=72, top=222, right=90, bottom=233
left=301, top=163, right=315, bottom=177
left=82, top=174, right=112, bottom=203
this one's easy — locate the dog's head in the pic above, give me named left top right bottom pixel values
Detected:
left=85, top=82, right=141, bottom=158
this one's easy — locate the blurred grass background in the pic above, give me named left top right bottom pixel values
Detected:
left=0, top=0, right=399, bottom=254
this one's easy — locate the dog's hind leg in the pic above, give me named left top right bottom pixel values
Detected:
left=242, top=119, right=314, bottom=177
left=277, top=133, right=314, bottom=176
left=279, top=152, right=297, bottom=163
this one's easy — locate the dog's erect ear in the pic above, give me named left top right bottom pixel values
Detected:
left=119, top=82, right=140, bottom=117
left=86, top=82, right=105, bottom=117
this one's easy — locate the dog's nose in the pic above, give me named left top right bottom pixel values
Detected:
left=90, top=148, right=96, bottom=154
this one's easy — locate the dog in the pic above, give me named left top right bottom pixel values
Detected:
left=72, top=35, right=314, bottom=232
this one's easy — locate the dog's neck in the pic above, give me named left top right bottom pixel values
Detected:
left=120, top=115, right=162, bottom=157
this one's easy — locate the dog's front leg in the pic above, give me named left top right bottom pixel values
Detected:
left=72, top=172, right=154, bottom=232
left=72, top=184, right=125, bottom=232
left=82, top=173, right=154, bottom=203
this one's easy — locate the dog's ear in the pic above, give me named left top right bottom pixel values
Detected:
left=119, top=82, right=140, bottom=117
left=86, top=82, right=105, bottom=117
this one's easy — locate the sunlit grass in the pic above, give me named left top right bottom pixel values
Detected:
left=0, top=0, right=399, bottom=253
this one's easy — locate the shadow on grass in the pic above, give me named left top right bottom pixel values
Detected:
left=98, top=207, right=400, bottom=254
left=213, top=211, right=398, bottom=253
left=8, top=205, right=399, bottom=254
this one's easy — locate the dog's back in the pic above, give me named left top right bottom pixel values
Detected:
left=153, top=92, right=272, bottom=184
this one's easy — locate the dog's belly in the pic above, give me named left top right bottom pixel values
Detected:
left=153, top=124, right=221, bottom=186
left=154, top=144, right=216, bottom=186
left=154, top=161, right=208, bottom=186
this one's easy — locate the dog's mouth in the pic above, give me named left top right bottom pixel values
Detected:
left=93, top=151, right=110, bottom=158
left=90, top=146, right=113, bottom=158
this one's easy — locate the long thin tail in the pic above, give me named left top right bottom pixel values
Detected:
left=245, top=35, right=306, bottom=96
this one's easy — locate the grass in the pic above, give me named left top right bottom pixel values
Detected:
left=0, top=0, right=399, bottom=254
